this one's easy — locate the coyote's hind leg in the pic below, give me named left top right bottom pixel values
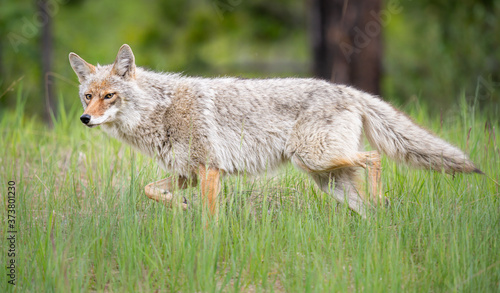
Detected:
left=293, top=150, right=384, bottom=217
left=145, top=176, right=197, bottom=209
left=318, top=151, right=383, bottom=205
left=310, top=169, right=367, bottom=217
left=297, top=151, right=383, bottom=204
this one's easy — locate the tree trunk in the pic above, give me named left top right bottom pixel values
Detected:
left=39, top=0, right=55, bottom=125
left=310, top=0, right=382, bottom=95
left=0, top=38, right=3, bottom=79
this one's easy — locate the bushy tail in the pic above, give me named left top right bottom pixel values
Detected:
left=360, top=94, right=482, bottom=174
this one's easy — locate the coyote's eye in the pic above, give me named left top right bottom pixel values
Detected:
left=104, top=93, right=114, bottom=100
left=85, top=94, right=92, bottom=100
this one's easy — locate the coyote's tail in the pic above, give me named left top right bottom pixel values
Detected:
left=361, top=95, right=482, bottom=174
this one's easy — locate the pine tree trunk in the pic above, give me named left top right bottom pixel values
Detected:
left=310, top=0, right=382, bottom=95
left=0, top=39, right=3, bottom=79
left=39, top=0, right=55, bottom=125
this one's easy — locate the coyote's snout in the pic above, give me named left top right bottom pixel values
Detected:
left=69, top=44, right=482, bottom=218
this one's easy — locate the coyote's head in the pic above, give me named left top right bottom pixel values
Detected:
left=69, top=44, right=138, bottom=128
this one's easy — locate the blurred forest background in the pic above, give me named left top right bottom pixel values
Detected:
left=0, top=0, right=499, bottom=123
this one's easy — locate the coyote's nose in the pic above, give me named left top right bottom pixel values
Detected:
left=80, top=114, right=91, bottom=124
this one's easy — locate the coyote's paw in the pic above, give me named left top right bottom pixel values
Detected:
left=145, top=180, right=188, bottom=210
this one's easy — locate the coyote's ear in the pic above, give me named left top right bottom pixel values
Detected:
left=69, top=53, right=96, bottom=83
left=111, top=44, right=136, bottom=79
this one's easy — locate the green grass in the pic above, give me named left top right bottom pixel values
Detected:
left=1, top=91, right=499, bottom=292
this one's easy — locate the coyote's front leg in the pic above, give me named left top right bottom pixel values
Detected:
left=144, top=176, right=197, bottom=209
left=198, top=164, right=222, bottom=218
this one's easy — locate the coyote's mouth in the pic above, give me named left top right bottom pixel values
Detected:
left=83, top=116, right=109, bottom=128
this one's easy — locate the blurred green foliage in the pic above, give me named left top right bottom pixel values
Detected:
left=0, top=0, right=499, bottom=117
left=384, top=0, right=500, bottom=110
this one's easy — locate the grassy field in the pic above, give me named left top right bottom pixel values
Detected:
left=1, top=92, right=499, bottom=292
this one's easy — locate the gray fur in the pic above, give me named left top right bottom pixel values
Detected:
left=69, top=44, right=481, bottom=216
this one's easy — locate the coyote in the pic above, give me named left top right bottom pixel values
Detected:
left=69, top=44, right=481, bottom=217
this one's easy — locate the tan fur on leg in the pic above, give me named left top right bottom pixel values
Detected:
left=198, top=164, right=222, bottom=217
left=356, top=151, right=383, bottom=205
